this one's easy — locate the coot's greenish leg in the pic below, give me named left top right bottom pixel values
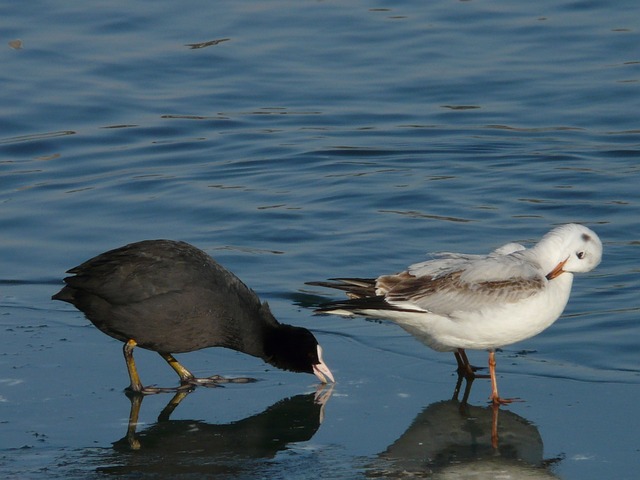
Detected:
left=123, top=339, right=144, bottom=393
left=124, top=339, right=194, bottom=394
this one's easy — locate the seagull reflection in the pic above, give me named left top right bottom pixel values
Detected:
left=368, top=398, right=561, bottom=479
left=98, top=385, right=333, bottom=476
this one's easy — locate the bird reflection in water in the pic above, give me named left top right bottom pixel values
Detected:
left=367, top=378, right=562, bottom=479
left=99, top=384, right=333, bottom=476
left=452, top=358, right=526, bottom=450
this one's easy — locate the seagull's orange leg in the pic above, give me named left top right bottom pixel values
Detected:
left=488, top=350, right=521, bottom=405
left=453, top=348, right=491, bottom=404
left=454, top=348, right=489, bottom=380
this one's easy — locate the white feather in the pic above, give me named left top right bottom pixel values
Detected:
left=317, top=224, right=602, bottom=352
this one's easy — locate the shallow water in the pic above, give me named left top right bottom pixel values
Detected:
left=1, top=1, right=639, bottom=478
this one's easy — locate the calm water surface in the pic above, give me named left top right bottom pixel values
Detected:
left=1, top=1, right=638, bottom=479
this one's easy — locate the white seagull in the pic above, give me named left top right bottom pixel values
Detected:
left=308, top=224, right=602, bottom=404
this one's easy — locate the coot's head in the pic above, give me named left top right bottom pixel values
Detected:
left=265, top=325, right=334, bottom=384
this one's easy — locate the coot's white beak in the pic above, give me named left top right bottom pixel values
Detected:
left=313, top=345, right=335, bottom=384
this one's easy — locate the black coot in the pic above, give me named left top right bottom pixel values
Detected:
left=52, top=240, right=334, bottom=393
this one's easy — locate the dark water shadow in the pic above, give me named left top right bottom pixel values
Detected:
left=91, top=385, right=333, bottom=478
left=366, top=380, right=562, bottom=478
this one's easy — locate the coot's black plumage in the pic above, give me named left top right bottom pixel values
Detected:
left=52, top=240, right=334, bottom=393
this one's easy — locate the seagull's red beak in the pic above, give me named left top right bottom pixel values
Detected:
left=546, top=258, right=568, bottom=280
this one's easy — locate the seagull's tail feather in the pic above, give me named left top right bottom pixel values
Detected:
left=314, top=295, right=424, bottom=316
left=306, top=278, right=377, bottom=299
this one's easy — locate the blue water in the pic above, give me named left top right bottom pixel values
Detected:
left=1, top=0, right=638, bottom=478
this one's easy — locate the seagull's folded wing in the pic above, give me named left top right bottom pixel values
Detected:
left=384, top=254, right=545, bottom=316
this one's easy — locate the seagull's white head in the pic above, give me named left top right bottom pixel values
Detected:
left=538, top=224, right=602, bottom=279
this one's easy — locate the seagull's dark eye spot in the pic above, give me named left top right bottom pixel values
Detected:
left=576, top=251, right=586, bottom=259
left=581, top=233, right=591, bottom=242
